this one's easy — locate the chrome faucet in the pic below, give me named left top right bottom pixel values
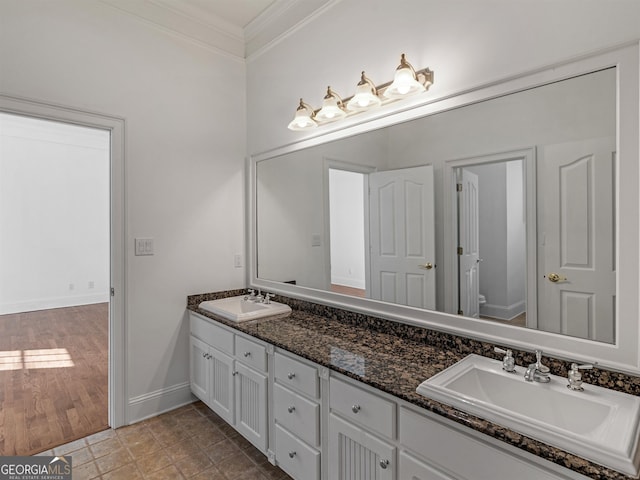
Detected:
left=524, top=350, right=550, bottom=383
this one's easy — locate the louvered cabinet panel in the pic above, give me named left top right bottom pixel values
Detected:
left=329, top=413, right=395, bottom=480
left=209, top=347, right=235, bottom=425
left=234, top=361, right=268, bottom=452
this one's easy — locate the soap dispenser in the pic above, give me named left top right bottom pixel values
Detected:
left=494, top=347, right=516, bottom=373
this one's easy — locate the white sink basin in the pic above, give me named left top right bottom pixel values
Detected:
left=417, top=354, right=640, bottom=476
left=199, top=295, right=291, bottom=322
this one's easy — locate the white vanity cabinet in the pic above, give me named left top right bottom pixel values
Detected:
left=272, top=351, right=321, bottom=480
left=189, top=311, right=591, bottom=480
left=189, top=312, right=268, bottom=452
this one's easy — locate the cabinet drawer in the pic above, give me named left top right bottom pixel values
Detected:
left=275, top=352, right=319, bottom=398
left=399, top=451, right=455, bottom=480
left=274, top=383, right=320, bottom=447
left=399, top=407, right=565, bottom=480
left=190, top=313, right=233, bottom=354
left=330, top=376, right=395, bottom=439
left=275, top=424, right=320, bottom=480
left=235, top=335, right=267, bottom=372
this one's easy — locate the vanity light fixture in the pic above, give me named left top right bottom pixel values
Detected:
left=287, top=98, right=318, bottom=131
left=315, top=86, right=347, bottom=122
left=287, top=53, right=433, bottom=131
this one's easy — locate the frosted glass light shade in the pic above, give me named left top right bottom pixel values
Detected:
left=316, top=88, right=347, bottom=122
left=287, top=99, right=317, bottom=131
left=347, top=83, right=382, bottom=111
left=384, top=67, right=426, bottom=98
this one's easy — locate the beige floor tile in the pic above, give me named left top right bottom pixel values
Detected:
left=164, top=437, right=201, bottom=461
left=67, top=446, right=94, bottom=467
left=101, top=462, right=144, bottom=480
left=135, top=450, right=174, bottom=476
left=145, top=464, right=185, bottom=480
left=89, top=437, right=124, bottom=458
left=190, top=465, right=227, bottom=480
left=95, top=447, right=133, bottom=474
left=216, top=452, right=257, bottom=479
left=72, top=461, right=100, bottom=480
left=175, top=450, right=213, bottom=478
left=41, top=401, right=293, bottom=480
left=202, top=438, right=242, bottom=464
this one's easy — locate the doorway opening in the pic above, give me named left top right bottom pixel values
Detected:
left=0, top=112, right=110, bottom=454
left=328, top=168, right=367, bottom=298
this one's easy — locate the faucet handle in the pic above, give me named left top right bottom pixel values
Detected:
left=567, top=363, right=593, bottom=391
left=494, top=347, right=516, bottom=373
left=534, top=350, right=550, bottom=373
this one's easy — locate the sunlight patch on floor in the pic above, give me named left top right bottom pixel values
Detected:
left=0, top=348, right=74, bottom=370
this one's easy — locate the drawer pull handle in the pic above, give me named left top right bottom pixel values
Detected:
left=287, top=372, right=296, bottom=380
left=380, top=459, right=389, bottom=469
left=244, top=352, right=251, bottom=357
left=232, top=371, right=238, bottom=376
left=352, top=404, right=361, bottom=414
left=288, top=451, right=296, bottom=458
left=287, top=405, right=296, bottom=413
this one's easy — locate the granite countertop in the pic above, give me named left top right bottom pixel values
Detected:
left=187, top=291, right=637, bottom=480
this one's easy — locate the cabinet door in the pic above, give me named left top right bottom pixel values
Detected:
left=399, top=451, right=456, bottom=480
left=189, top=335, right=209, bottom=402
left=234, top=361, right=268, bottom=452
left=209, top=347, right=235, bottom=425
left=329, top=413, right=395, bottom=480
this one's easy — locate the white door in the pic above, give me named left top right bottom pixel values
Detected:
left=538, top=137, right=615, bottom=342
left=458, top=169, right=480, bottom=318
left=369, top=165, right=436, bottom=309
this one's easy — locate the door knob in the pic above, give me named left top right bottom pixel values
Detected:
left=419, top=262, right=435, bottom=270
left=547, top=273, right=567, bottom=283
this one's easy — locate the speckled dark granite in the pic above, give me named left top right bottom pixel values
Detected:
left=187, top=291, right=640, bottom=480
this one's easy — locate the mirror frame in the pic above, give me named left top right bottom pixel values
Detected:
left=248, top=42, right=640, bottom=374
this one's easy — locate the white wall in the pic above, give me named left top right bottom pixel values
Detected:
left=0, top=113, right=110, bottom=314
left=247, top=0, right=640, bottom=155
left=0, top=0, right=246, bottom=421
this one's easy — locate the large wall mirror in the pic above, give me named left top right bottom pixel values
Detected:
left=249, top=43, right=640, bottom=373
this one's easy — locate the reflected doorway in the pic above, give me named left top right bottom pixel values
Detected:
left=328, top=168, right=367, bottom=297
left=455, top=157, right=528, bottom=325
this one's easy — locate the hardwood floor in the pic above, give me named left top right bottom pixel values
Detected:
left=0, top=303, right=109, bottom=455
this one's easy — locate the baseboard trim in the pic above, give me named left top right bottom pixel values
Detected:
left=480, top=300, right=526, bottom=321
left=0, top=293, right=110, bottom=315
left=127, top=382, right=195, bottom=424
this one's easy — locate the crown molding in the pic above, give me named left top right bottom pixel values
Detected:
left=245, top=0, right=337, bottom=60
left=98, top=0, right=245, bottom=59
left=98, top=0, right=337, bottom=60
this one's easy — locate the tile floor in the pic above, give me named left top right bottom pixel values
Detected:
left=37, top=401, right=293, bottom=480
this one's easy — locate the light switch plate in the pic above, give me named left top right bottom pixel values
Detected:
left=135, top=238, right=154, bottom=256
